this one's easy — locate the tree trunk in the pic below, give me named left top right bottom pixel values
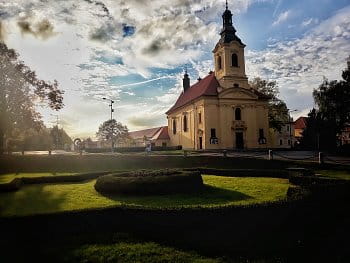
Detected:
left=0, top=129, right=4, bottom=155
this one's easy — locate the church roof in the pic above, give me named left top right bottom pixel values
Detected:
left=166, top=72, right=219, bottom=115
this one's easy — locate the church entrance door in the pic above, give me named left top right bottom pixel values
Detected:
left=235, top=132, right=244, bottom=149
left=199, top=137, right=203, bottom=150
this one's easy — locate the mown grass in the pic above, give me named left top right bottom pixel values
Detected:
left=69, top=242, right=221, bottom=263
left=0, top=176, right=290, bottom=217
left=316, top=170, right=350, bottom=180
left=0, top=172, right=73, bottom=183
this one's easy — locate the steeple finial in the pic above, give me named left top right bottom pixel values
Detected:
left=226, top=0, right=228, bottom=10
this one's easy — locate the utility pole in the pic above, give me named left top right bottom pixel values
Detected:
left=103, top=97, right=115, bottom=121
left=103, top=97, right=116, bottom=153
left=287, top=109, right=298, bottom=149
left=50, top=114, right=60, bottom=150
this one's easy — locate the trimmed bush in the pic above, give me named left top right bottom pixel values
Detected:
left=85, top=146, right=182, bottom=153
left=94, top=170, right=203, bottom=195
left=0, top=178, right=22, bottom=192
left=184, top=167, right=290, bottom=178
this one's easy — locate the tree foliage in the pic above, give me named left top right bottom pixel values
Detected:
left=96, top=119, right=129, bottom=147
left=0, top=42, right=64, bottom=153
left=302, top=57, right=350, bottom=150
left=249, top=77, right=289, bottom=131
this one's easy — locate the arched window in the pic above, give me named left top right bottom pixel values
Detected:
left=172, top=119, right=176, bottom=135
left=235, top=108, right=241, bottom=120
left=217, top=56, right=222, bottom=70
left=183, top=115, right=188, bottom=132
left=232, top=53, right=238, bottom=67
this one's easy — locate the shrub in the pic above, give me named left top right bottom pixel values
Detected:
left=85, top=146, right=182, bottom=153
left=183, top=168, right=290, bottom=178
left=0, top=178, right=22, bottom=192
left=21, top=171, right=111, bottom=185
left=94, top=170, right=203, bottom=195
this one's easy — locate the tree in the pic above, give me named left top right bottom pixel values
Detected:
left=305, top=57, right=350, bottom=150
left=50, top=126, right=72, bottom=150
left=249, top=77, right=289, bottom=131
left=0, top=42, right=64, bottom=154
left=96, top=119, right=129, bottom=148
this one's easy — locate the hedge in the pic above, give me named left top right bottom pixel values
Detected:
left=0, top=178, right=22, bottom=192
left=183, top=167, right=314, bottom=178
left=0, top=171, right=113, bottom=193
left=85, top=146, right=182, bottom=153
left=94, top=170, right=203, bottom=195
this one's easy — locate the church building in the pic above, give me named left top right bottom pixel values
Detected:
left=166, top=4, right=271, bottom=150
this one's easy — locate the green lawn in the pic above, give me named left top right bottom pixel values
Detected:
left=69, top=242, right=221, bottom=263
left=316, top=170, right=350, bottom=180
left=0, top=175, right=291, bottom=217
left=0, top=172, right=74, bottom=183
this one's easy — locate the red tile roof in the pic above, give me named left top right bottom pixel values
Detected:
left=129, top=126, right=170, bottom=141
left=294, top=117, right=307, bottom=129
left=129, top=127, right=162, bottom=140
left=151, top=126, right=169, bottom=140
left=166, top=72, right=219, bottom=114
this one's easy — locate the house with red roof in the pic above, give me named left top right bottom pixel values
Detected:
left=164, top=5, right=271, bottom=150
left=128, top=126, right=169, bottom=147
left=294, top=117, right=307, bottom=140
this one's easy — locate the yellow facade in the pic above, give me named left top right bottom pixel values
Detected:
left=166, top=6, right=271, bottom=150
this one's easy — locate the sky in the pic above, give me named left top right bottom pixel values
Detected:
left=1, top=0, right=350, bottom=139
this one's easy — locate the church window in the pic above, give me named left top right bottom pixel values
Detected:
left=232, top=53, right=238, bottom=67
left=259, top=129, right=264, bottom=139
left=235, top=108, right=242, bottom=120
left=173, top=119, right=176, bottom=135
left=183, top=115, right=188, bottom=132
left=198, top=112, right=202, bottom=123
left=211, top=128, right=216, bottom=138
left=279, top=139, right=283, bottom=146
left=218, top=56, right=222, bottom=70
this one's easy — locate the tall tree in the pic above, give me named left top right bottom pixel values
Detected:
left=249, top=77, right=289, bottom=131
left=96, top=119, right=129, bottom=148
left=0, top=42, right=64, bottom=153
left=309, top=57, right=350, bottom=149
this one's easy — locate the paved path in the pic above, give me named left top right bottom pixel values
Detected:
left=10, top=150, right=350, bottom=165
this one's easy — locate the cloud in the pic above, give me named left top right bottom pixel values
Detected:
left=17, top=18, right=58, bottom=40
left=246, top=5, right=350, bottom=115
left=0, top=20, right=5, bottom=41
left=301, top=18, right=318, bottom=27
left=272, top=10, right=291, bottom=26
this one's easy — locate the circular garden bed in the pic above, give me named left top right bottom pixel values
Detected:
left=94, top=170, right=204, bottom=195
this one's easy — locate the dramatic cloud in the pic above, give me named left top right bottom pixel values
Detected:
left=0, top=20, right=5, bottom=41
left=0, top=0, right=349, bottom=135
left=17, top=19, right=58, bottom=40
left=246, top=6, right=350, bottom=116
left=272, top=10, right=291, bottom=26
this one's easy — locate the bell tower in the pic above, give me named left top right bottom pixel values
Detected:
left=213, top=1, right=249, bottom=89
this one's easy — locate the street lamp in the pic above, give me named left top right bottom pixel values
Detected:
left=287, top=109, right=298, bottom=148
left=102, top=97, right=115, bottom=121
left=102, top=97, right=117, bottom=153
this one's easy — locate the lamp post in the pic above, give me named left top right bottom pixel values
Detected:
left=102, top=97, right=115, bottom=121
left=287, top=109, right=298, bottom=148
left=50, top=114, right=60, bottom=150
left=102, top=97, right=116, bottom=152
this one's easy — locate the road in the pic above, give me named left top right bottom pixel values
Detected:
left=9, top=149, right=350, bottom=165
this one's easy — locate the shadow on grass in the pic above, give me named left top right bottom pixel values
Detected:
left=0, top=184, right=67, bottom=217
left=100, top=185, right=253, bottom=207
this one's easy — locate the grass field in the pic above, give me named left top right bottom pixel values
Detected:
left=69, top=242, right=221, bottom=263
left=0, top=172, right=74, bottom=183
left=316, top=170, right=350, bottom=180
left=0, top=175, right=291, bottom=217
